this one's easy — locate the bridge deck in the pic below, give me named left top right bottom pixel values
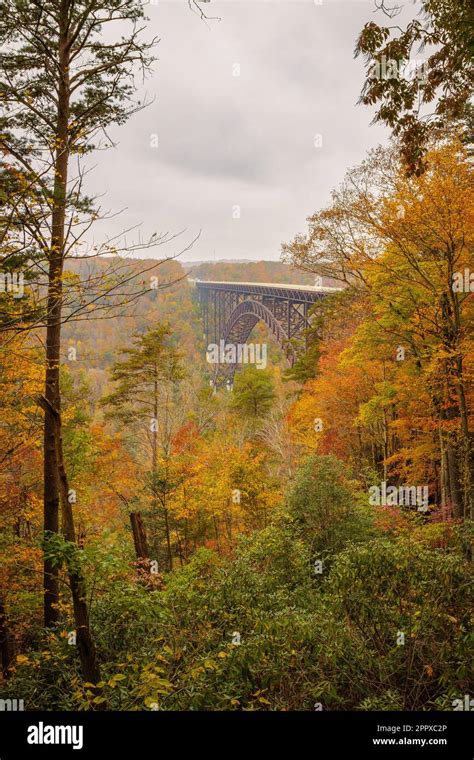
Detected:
left=193, top=279, right=341, bottom=301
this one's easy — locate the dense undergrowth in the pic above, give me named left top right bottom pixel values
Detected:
left=4, top=456, right=472, bottom=711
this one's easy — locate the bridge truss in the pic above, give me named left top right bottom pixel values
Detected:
left=194, top=280, right=335, bottom=385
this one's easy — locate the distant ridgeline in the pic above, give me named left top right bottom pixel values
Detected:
left=184, top=260, right=340, bottom=289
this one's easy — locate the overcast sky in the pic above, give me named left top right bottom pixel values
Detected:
left=88, top=0, right=391, bottom=262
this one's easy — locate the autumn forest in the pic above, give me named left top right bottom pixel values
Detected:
left=0, top=0, right=472, bottom=725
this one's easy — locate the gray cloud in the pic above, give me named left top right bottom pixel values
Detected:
left=85, top=1, right=390, bottom=262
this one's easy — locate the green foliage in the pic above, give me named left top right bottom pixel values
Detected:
left=101, top=324, right=184, bottom=421
left=320, top=539, right=472, bottom=709
left=285, top=454, right=375, bottom=559
left=41, top=532, right=81, bottom=572
left=283, top=335, right=320, bottom=383
left=231, top=366, right=275, bottom=419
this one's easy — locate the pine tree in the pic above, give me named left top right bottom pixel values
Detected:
left=232, top=366, right=275, bottom=419
left=102, top=325, right=184, bottom=570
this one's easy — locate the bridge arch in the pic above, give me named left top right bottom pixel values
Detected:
left=221, top=299, right=296, bottom=366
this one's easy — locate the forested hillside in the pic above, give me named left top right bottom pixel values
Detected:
left=185, top=260, right=338, bottom=287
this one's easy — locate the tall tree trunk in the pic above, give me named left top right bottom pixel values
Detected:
left=438, top=426, right=449, bottom=511
left=433, top=383, right=463, bottom=519
left=446, top=438, right=463, bottom=518
left=38, top=395, right=104, bottom=706
left=448, top=261, right=474, bottom=519
left=130, top=512, right=150, bottom=561
left=454, top=359, right=473, bottom=520
left=43, top=0, right=70, bottom=628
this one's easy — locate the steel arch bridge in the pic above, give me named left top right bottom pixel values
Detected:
left=193, top=279, right=338, bottom=383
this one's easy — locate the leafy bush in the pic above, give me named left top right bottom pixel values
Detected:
left=314, top=539, right=472, bottom=710
left=285, top=454, right=375, bottom=560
